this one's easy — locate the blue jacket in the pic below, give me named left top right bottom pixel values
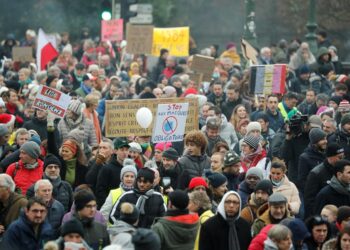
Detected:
left=2, top=212, right=54, bottom=250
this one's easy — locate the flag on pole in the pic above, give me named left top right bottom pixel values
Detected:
left=36, top=28, right=59, bottom=71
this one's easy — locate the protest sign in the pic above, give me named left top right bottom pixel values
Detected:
left=152, top=27, right=189, bottom=57
left=249, top=64, right=286, bottom=95
left=241, top=38, right=258, bottom=65
left=152, top=103, right=189, bottom=143
left=12, top=47, right=33, bottom=62
left=101, top=19, right=123, bottom=42
left=191, top=54, right=215, bottom=82
left=105, top=97, right=198, bottom=137
left=188, top=72, right=203, bottom=89
left=32, top=85, right=71, bottom=118
left=126, top=24, right=154, bottom=54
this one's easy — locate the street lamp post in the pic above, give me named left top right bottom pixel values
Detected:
left=243, top=0, right=258, bottom=48
left=305, top=0, right=318, bottom=54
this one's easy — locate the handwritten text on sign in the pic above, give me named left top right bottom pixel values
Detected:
left=101, top=19, right=123, bottom=42
left=105, top=98, right=198, bottom=137
left=33, top=86, right=71, bottom=117
left=152, top=103, right=189, bottom=143
left=152, top=27, right=189, bottom=57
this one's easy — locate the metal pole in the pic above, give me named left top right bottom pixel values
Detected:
left=112, top=0, right=116, bottom=19
left=305, top=0, right=318, bottom=54
left=243, top=0, right=258, bottom=48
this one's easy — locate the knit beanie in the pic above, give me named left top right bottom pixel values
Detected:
left=137, top=167, right=155, bottom=183
left=326, top=143, right=344, bottom=157
left=132, top=228, right=161, bottom=250
left=29, top=134, right=41, bottom=146
left=243, top=135, right=260, bottom=150
left=68, top=99, right=83, bottom=116
left=329, top=96, right=342, bottom=106
left=44, top=154, right=62, bottom=169
left=128, top=142, right=142, bottom=153
left=309, top=128, right=327, bottom=144
left=188, top=177, right=208, bottom=190
left=61, top=219, right=84, bottom=238
left=154, top=142, right=172, bottom=152
left=255, top=179, right=273, bottom=195
left=206, top=172, right=227, bottom=188
left=120, top=202, right=140, bottom=225
left=337, top=206, right=350, bottom=224
left=341, top=113, right=350, bottom=127
left=338, top=100, right=350, bottom=113
left=162, top=148, right=179, bottom=161
left=246, top=167, right=264, bottom=181
left=120, top=159, right=138, bottom=181
left=246, top=122, right=262, bottom=135
left=74, top=190, right=96, bottom=211
left=20, top=141, right=41, bottom=159
left=224, top=150, right=240, bottom=167
left=168, top=190, right=189, bottom=210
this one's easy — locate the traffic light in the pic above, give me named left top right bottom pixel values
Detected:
left=121, top=0, right=138, bottom=22
left=101, top=0, right=112, bottom=20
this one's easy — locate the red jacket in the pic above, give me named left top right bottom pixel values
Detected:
left=6, top=159, right=44, bottom=195
left=248, top=224, right=274, bottom=250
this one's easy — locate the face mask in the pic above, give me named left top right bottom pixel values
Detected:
left=212, top=72, right=220, bottom=79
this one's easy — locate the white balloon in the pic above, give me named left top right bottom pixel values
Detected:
left=197, top=95, right=207, bottom=107
left=136, top=107, right=153, bottom=129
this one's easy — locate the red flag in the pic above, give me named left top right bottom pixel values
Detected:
left=36, top=28, right=59, bottom=70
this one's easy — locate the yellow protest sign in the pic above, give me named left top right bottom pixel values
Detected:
left=105, top=97, right=198, bottom=137
left=152, top=27, right=189, bottom=57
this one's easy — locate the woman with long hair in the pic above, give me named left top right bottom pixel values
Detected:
left=230, top=104, right=248, bottom=131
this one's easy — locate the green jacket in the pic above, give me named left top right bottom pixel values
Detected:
left=152, top=213, right=199, bottom=250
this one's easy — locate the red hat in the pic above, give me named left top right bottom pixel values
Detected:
left=188, top=177, right=208, bottom=190
left=0, top=114, right=15, bottom=127
left=183, top=88, right=198, bottom=97
left=226, top=42, right=236, bottom=50
left=154, top=142, right=172, bottom=152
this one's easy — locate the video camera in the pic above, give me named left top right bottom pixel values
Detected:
left=286, top=113, right=308, bottom=135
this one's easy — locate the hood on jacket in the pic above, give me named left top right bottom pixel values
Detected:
left=316, top=47, right=331, bottom=62
left=264, top=237, right=279, bottom=250
left=220, top=114, right=228, bottom=128
left=108, top=220, right=136, bottom=236
left=217, top=191, right=241, bottom=220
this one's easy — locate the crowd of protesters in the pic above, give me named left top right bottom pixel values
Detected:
left=0, top=27, right=349, bottom=250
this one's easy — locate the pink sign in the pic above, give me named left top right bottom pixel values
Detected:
left=101, top=19, right=123, bottom=42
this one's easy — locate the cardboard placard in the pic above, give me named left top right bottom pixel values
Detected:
left=152, top=27, right=189, bottom=57
left=241, top=38, right=258, bottom=65
left=188, top=72, right=203, bottom=89
left=101, top=19, right=123, bottom=42
left=32, top=86, right=71, bottom=117
left=105, top=97, right=198, bottom=137
left=191, top=54, right=215, bottom=82
left=126, top=24, right=154, bottom=54
left=12, top=47, right=33, bottom=62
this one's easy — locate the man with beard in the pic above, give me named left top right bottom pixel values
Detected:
left=298, top=128, right=327, bottom=191
left=237, top=167, right=264, bottom=207
left=252, top=193, right=291, bottom=236
left=314, top=160, right=350, bottom=214
left=203, top=117, right=226, bottom=157
left=240, top=179, right=273, bottom=225
left=199, top=191, right=252, bottom=250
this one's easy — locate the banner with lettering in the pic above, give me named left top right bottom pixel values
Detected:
left=152, top=27, right=189, bottom=57
left=33, top=86, right=71, bottom=117
left=101, top=19, right=123, bottom=42
left=249, top=64, right=287, bottom=95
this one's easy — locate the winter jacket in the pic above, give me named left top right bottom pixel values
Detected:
left=281, top=133, right=309, bottom=185
left=194, top=210, right=214, bottom=250
left=95, top=154, right=124, bottom=208
left=206, top=92, right=226, bottom=109
left=62, top=203, right=106, bottom=225
left=328, top=129, right=350, bottom=160
left=298, top=145, right=326, bottom=191
left=177, top=154, right=211, bottom=189
left=265, top=109, right=284, bottom=133
left=6, top=159, right=44, bottom=195
left=57, top=115, right=97, bottom=147
left=70, top=216, right=110, bottom=250
left=46, top=199, right=65, bottom=238
left=1, top=212, right=54, bottom=250
left=108, top=220, right=136, bottom=250
left=152, top=212, right=199, bottom=250
left=223, top=171, right=243, bottom=191
left=272, top=176, right=301, bottom=215
left=47, top=129, right=88, bottom=189
left=238, top=180, right=255, bottom=208
left=199, top=191, right=252, bottom=250
left=205, top=133, right=226, bottom=157
left=304, top=160, right=334, bottom=218
left=221, top=97, right=252, bottom=121
left=26, top=174, right=73, bottom=212
left=248, top=224, right=274, bottom=250
left=321, top=238, right=337, bottom=250
left=100, top=187, right=125, bottom=222
left=310, top=73, right=333, bottom=96
left=55, top=237, right=93, bottom=250
left=158, top=162, right=181, bottom=191
left=240, top=194, right=263, bottom=225
left=314, top=176, right=350, bottom=214
left=110, top=189, right=166, bottom=228
left=298, top=101, right=318, bottom=116
left=85, top=158, right=105, bottom=194
left=0, top=192, right=27, bottom=229
left=23, top=116, right=57, bottom=141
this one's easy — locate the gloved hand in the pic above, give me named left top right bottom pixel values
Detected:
left=47, top=111, right=55, bottom=128
left=95, top=153, right=106, bottom=165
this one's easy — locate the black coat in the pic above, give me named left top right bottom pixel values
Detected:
left=95, top=155, right=123, bottom=208
left=304, top=160, right=334, bottom=218
left=23, top=117, right=54, bottom=141
left=110, top=189, right=166, bottom=228
left=328, top=130, right=350, bottom=160
left=199, top=213, right=251, bottom=250
left=298, top=145, right=326, bottom=191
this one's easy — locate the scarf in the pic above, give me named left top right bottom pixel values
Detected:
left=329, top=176, right=350, bottom=195
left=83, top=108, right=102, bottom=144
left=80, top=82, right=92, bottom=95
left=120, top=183, right=133, bottom=191
left=65, top=158, right=77, bottom=186
left=64, top=114, right=83, bottom=130
left=135, top=189, right=154, bottom=215
left=241, top=147, right=266, bottom=172
left=271, top=177, right=285, bottom=188
left=227, top=217, right=241, bottom=250
left=24, top=162, right=38, bottom=170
